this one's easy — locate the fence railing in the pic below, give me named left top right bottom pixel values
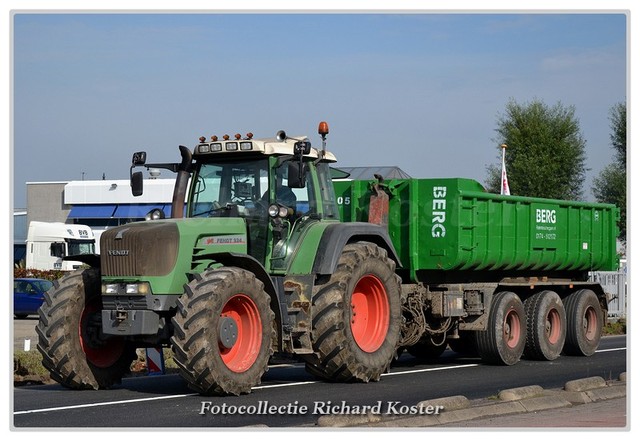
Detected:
left=589, top=267, right=627, bottom=319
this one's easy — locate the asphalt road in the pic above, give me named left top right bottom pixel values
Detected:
left=12, top=335, right=626, bottom=428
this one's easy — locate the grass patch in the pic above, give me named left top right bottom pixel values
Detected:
left=14, top=347, right=180, bottom=386
left=14, top=350, right=51, bottom=382
left=603, top=319, right=626, bottom=335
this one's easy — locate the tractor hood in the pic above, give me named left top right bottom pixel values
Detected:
left=100, top=218, right=248, bottom=293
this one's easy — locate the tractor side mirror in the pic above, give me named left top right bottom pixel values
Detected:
left=287, top=161, right=306, bottom=188
left=132, top=151, right=147, bottom=166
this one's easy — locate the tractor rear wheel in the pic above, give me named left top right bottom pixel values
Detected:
left=36, top=268, right=136, bottom=390
left=474, top=291, right=526, bottom=366
left=303, top=242, right=401, bottom=382
left=171, top=267, right=275, bottom=395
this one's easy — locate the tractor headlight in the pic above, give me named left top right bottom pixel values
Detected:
left=268, top=204, right=280, bottom=218
left=268, top=204, right=291, bottom=218
left=102, top=282, right=151, bottom=296
left=126, top=283, right=150, bottom=295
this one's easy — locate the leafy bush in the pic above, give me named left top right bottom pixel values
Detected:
left=14, top=268, right=66, bottom=281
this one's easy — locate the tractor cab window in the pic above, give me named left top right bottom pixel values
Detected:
left=190, top=159, right=269, bottom=218
left=273, top=161, right=315, bottom=215
left=190, top=159, right=270, bottom=264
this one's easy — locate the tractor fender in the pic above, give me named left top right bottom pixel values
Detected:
left=312, top=222, right=401, bottom=276
left=200, top=252, right=277, bottom=300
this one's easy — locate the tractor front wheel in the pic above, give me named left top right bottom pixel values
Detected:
left=36, top=268, right=136, bottom=390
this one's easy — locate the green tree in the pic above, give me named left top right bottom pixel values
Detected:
left=486, top=98, right=587, bottom=200
left=592, top=102, right=626, bottom=241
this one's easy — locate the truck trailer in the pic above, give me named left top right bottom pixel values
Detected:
left=37, top=123, right=619, bottom=395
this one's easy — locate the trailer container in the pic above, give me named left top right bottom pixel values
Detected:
left=333, top=177, right=619, bottom=281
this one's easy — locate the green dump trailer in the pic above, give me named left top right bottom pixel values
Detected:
left=334, top=176, right=619, bottom=364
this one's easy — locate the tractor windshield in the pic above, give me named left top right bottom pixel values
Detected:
left=189, top=159, right=269, bottom=218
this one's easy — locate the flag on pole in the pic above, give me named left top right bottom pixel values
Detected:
left=500, top=144, right=510, bottom=195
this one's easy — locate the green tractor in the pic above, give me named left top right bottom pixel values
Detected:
left=37, top=122, right=403, bottom=395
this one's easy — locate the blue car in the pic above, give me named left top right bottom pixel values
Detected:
left=14, top=278, right=53, bottom=319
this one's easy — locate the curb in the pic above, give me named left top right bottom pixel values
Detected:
left=315, top=372, right=627, bottom=427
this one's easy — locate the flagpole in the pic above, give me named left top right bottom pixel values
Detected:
left=500, top=143, right=510, bottom=196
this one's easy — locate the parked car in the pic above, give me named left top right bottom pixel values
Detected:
left=14, top=278, right=53, bottom=319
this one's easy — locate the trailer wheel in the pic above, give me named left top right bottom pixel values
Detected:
left=171, top=267, right=275, bottom=396
left=303, top=242, right=401, bottom=382
left=474, top=291, right=526, bottom=366
left=36, top=268, right=136, bottom=390
left=563, top=289, right=602, bottom=356
left=523, top=290, right=566, bottom=360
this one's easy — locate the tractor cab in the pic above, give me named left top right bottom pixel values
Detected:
left=129, top=122, right=340, bottom=272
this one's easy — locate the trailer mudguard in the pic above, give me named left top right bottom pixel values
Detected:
left=312, top=222, right=401, bottom=275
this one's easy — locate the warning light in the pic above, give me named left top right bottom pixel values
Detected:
left=318, top=121, right=329, bottom=136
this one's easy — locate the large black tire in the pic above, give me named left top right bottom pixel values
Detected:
left=523, top=290, right=567, bottom=361
left=474, top=291, right=526, bottom=366
left=171, top=267, right=275, bottom=396
left=302, top=242, right=402, bottom=382
left=36, top=268, right=136, bottom=390
left=563, top=289, right=603, bottom=356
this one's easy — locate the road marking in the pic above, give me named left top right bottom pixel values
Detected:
left=13, top=363, right=481, bottom=415
left=382, top=363, right=480, bottom=377
left=13, top=393, right=198, bottom=415
left=596, top=347, right=626, bottom=353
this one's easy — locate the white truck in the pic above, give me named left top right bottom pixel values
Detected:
left=25, top=221, right=96, bottom=271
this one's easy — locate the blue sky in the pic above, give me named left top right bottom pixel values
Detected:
left=10, top=11, right=628, bottom=209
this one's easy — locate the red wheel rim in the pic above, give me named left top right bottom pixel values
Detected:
left=219, top=294, right=262, bottom=373
left=350, top=274, right=390, bottom=353
left=583, top=306, right=598, bottom=341
left=503, top=308, right=521, bottom=349
left=79, top=300, right=125, bottom=368
left=546, top=308, right=562, bottom=345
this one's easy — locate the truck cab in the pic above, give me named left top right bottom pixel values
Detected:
left=25, top=221, right=95, bottom=271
